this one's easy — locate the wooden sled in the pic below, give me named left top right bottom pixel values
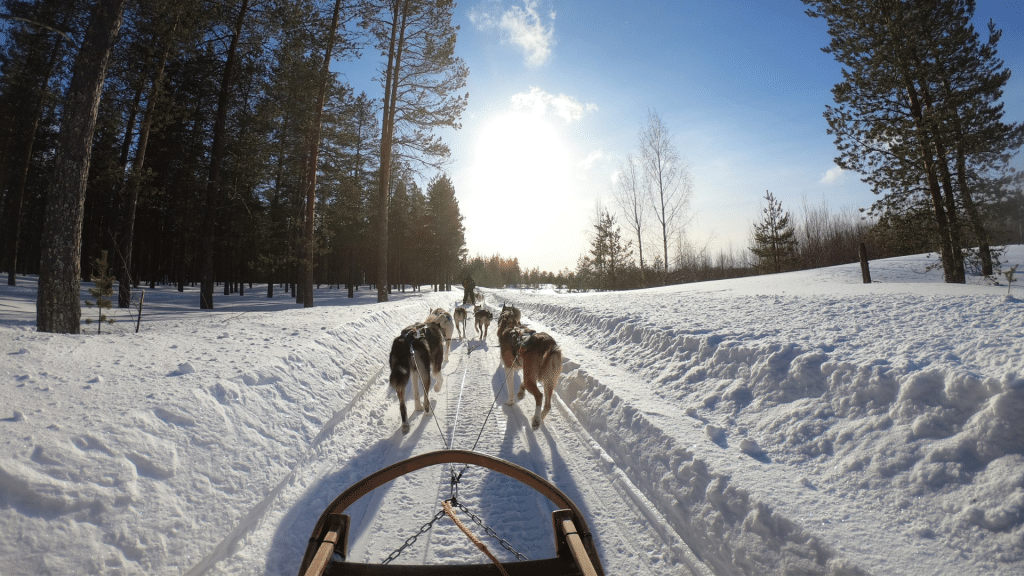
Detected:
left=298, top=449, right=605, bottom=576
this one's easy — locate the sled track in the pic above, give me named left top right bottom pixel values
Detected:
left=189, top=314, right=708, bottom=575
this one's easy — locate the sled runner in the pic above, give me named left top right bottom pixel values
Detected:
left=297, top=449, right=605, bottom=576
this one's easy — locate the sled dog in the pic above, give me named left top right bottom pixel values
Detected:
left=474, top=306, right=493, bottom=341
left=452, top=306, right=468, bottom=340
left=500, top=303, right=522, bottom=326
left=496, top=309, right=562, bottom=429
left=388, top=322, right=445, bottom=434
left=425, top=308, right=455, bottom=361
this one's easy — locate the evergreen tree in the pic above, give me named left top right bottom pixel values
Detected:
left=36, top=0, right=128, bottom=333
left=580, top=208, right=633, bottom=290
left=84, top=250, right=115, bottom=333
left=364, top=0, right=468, bottom=302
left=425, top=173, right=465, bottom=290
left=750, top=191, right=798, bottom=274
left=804, top=0, right=1023, bottom=283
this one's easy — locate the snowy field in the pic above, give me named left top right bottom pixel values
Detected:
left=1, top=247, right=1023, bottom=575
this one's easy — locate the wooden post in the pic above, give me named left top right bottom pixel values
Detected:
left=859, top=243, right=871, bottom=284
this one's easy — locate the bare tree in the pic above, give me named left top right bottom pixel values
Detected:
left=638, top=110, right=692, bottom=283
left=612, top=153, right=646, bottom=285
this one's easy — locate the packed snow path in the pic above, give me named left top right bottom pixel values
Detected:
left=189, top=307, right=708, bottom=575
left=4, top=250, right=1023, bottom=575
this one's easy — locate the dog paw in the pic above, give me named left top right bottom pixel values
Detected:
left=531, top=419, right=541, bottom=429
left=402, top=423, right=410, bottom=434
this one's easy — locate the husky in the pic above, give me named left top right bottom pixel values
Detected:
left=496, top=309, right=562, bottom=429
left=474, top=305, right=494, bottom=341
left=388, top=322, right=445, bottom=434
left=452, top=306, right=469, bottom=340
left=500, top=303, right=522, bottom=326
left=425, top=307, right=455, bottom=361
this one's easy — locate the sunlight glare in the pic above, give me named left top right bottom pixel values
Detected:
left=470, top=112, right=572, bottom=213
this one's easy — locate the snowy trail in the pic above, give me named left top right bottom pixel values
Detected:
left=193, top=311, right=704, bottom=575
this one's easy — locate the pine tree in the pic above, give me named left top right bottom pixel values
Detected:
left=365, top=0, right=469, bottom=302
left=36, top=0, right=128, bottom=333
left=84, top=250, right=116, bottom=333
left=425, top=173, right=466, bottom=290
left=582, top=209, right=633, bottom=290
left=804, top=0, right=1023, bottom=283
left=750, top=191, right=798, bottom=274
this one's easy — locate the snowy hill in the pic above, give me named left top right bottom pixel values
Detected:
left=1, top=248, right=1023, bottom=575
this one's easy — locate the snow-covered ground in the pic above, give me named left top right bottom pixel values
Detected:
left=1, top=248, right=1023, bottom=575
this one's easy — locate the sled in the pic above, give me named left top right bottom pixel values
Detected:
left=298, top=449, right=605, bottom=576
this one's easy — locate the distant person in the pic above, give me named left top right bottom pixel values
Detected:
left=462, top=276, right=476, bottom=305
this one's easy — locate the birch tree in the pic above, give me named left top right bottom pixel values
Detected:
left=638, top=110, right=692, bottom=283
left=612, top=153, right=647, bottom=285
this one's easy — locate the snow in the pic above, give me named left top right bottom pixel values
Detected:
left=2, top=248, right=1023, bottom=575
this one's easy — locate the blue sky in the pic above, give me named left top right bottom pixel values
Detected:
left=340, top=0, right=1024, bottom=274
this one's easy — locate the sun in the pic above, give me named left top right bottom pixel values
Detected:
left=463, top=109, right=588, bottom=271
left=469, top=111, right=572, bottom=208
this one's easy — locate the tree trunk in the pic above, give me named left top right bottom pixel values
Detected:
left=37, top=0, right=128, bottom=333
left=119, top=37, right=172, bottom=307
left=119, top=18, right=176, bottom=307
left=200, top=0, right=249, bottom=309
left=6, top=111, right=40, bottom=287
left=376, top=0, right=410, bottom=303
left=7, top=30, right=63, bottom=287
left=904, top=81, right=962, bottom=283
left=859, top=242, right=871, bottom=284
left=301, top=0, right=344, bottom=308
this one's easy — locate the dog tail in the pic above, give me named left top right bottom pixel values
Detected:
left=541, top=343, right=563, bottom=383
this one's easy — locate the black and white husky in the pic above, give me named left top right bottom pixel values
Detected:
left=388, top=322, right=445, bottom=434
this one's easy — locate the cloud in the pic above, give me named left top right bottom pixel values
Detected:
left=510, top=87, right=598, bottom=123
left=820, top=165, right=844, bottom=185
left=469, top=0, right=556, bottom=67
left=577, top=150, right=605, bottom=171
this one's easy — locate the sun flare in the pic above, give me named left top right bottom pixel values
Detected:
left=470, top=112, right=571, bottom=207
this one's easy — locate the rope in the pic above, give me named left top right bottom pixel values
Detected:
left=443, top=499, right=510, bottom=576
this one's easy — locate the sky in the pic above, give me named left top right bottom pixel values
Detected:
left=339, top=0, right=1024, bottom=273
left=2, top=247, right=1023, bottom=574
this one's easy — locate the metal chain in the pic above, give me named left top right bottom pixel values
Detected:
left=381, top=508, right=447, bottom=564
left=454, top=499, right=529, bottom=561
left=382, top=320, right=527, bottom=566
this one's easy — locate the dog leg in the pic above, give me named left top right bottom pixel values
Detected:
left=504, top=366, right=516, bottom=406
left=524, top=380, right=544, bottom=429
left=396, top=383, right=410, bottom=434
left=412, top=355, right=426, bottom=413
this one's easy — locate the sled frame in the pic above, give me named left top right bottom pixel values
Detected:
left=298, top=449, right=604, bottom=576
